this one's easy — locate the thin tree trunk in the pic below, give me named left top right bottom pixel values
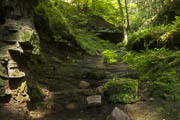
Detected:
left=125, top=0, right=130, bottom=31
left=92, top=0, right=95, bottom=9
left=117, top=0, right=128, bottom=43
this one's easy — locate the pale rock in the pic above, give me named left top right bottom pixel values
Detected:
left=86, top=95, right=101, bottom=106
left=79, top=81, right=90, bottom=89
left=65, top=103, right=77, bottom=110
left=106, top=107, right=130, bottom=120
left=96, top=86, right=104, bottom=95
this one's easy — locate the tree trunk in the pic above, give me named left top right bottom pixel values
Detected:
left=117, top=0, right=128, bottom=43
left=125, top=0, right=130, bottom=31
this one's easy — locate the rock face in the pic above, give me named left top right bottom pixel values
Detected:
left=86, top=15, right=123, bottom=43
left=106, top=107, right=130, bottom=120
left=0, top=0, right=40, bottom=103
left=86, top=95, right=102, bottom=106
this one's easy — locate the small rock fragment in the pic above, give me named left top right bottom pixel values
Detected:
left=65, top=103, right=77, bottom=110
left=79, top=81, right=90, bottom=89
left=96, top=86, right=104, bottom=95
left=149, top=97, right=155, bottom=101
left=86, top=95, right=101, bottom=106
left=106, top=107, right=130, bottom=120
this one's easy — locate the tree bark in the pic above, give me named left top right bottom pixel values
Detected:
left=117, top=0, right=128, bottom=43
left=125, top=0, right=130, bottom=31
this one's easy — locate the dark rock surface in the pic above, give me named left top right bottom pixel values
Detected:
left=86, top=15, right=123, bottom=43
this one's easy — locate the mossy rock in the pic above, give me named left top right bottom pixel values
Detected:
left=30, top=87, right=44, bottom=100
left=104, top=78, right=138, bottom=103
left=14, top=81, right=30, bottom=103
left=0, top=63, right=7, bottom=77
left=19, top=81, right=28, bottom=93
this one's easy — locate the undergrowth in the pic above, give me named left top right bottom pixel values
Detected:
left=128, top=16, right=180, bottom=51
left=35, top=0, right=107, bottom=55
left=104, top=77, right=138, bottom=103
left=122, top=48, right=180, bottom=101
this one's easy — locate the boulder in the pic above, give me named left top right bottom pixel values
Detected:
left=86, top=15, right=123, bottom=43
left=106, top=107, right=130, bottom=120
left=86, top=95, right=101, bottom=106
left=79, top=81, right=90, bottom=89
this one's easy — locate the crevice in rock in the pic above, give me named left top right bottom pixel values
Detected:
left=9, top=79, right=24, bottom=90
left=0, top=95, right=11, bottom=103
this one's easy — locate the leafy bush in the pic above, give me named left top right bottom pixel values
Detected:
left=35, top=0, right=106, bottom=55
left=122, top=48, right=180, bottom=101
left=158, top=16, right=180, bottom=49
left=104, top=77, right=138, bottom=103
left=127, top=25, right=170, bottom=50
left=102, top=50, right=119, bottom=64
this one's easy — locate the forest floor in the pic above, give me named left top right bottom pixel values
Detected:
left=0, top=42, right=180, bottom=120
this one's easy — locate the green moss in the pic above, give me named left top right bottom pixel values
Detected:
left=21, top=29, right=32, bottom=42
left=104, top=78, right=138, bottom=103
left=30, top=87, right=44, bottom=100
left=16, top=94, right=30, bottom=103
left=15, top=81, right=30, bottom=103
left=20, top=81, right=28, bottom=93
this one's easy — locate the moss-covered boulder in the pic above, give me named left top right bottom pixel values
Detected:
left=104, top=78, right=138, bottom=103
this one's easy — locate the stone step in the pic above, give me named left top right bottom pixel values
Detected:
left=86, top=95, right=102, bottom=106
left=8, top=68, right=25, bottom=79
left=1, top=40, right=17, bottom=44
left=8, top=48, right=23, bottom=55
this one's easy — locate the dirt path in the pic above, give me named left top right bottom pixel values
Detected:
left=0, top=54, right=179, bottom=120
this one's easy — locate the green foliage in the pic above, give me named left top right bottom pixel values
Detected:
left=122, top=48, right=180, bottom=101
left=128, top=25, right=170, bottom=50
left=102, top=50, right=119, bottom=64
left=104, top=77, right=138, bottom=103
left=75, top=30, right=104, bottom=55
left=90, top=0, right=122, bottom=26
left=130, top=11, right=147, bottom=32
left=172, top=16, right=180, bottom=30
left=35, top=1, right=72, bottom=45
left=35, top=0, right=110, bottom=55
left=153, top=1, right=180, bottom=25
left=157, top=16, right=180, bottom=49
